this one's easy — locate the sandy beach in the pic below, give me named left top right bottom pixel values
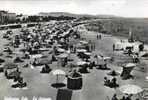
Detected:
left=0, top=23, right=147, bottom=100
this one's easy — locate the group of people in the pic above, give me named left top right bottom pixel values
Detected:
left=104, top=77, right=119, bottom=88
left=5, top=67, right=27, bottom=88
left=112, top=94, right=139, bottom=100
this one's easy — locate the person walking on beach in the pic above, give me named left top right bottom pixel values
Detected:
left=113, top=44, right=115, bottom=51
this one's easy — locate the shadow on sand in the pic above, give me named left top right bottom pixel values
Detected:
left=51, top=83, right=66, bottom=88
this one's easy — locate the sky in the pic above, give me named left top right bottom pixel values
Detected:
left=0, top=0, right=148, bottom=17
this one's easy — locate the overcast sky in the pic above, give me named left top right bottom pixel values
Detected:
left=0, top=0, right=148, bottom=17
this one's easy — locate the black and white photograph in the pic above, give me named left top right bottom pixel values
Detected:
left=0, top=0, right=148, bottom=100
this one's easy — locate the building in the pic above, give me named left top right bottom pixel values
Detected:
left=7, top=13, right=16, bottom=23
left=0, top=10, right=16, bottom=24
left=0, top=10, right=8, bottom=24
left=16, top=15, right=28, bottom=22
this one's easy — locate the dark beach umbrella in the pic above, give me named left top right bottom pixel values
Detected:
left=39, top=58, right=52, bottom=65
left=14, top=57, right=24, bottom=63
left=141, top=53, right=148, bottom=57
left=0, top=58, right=5, bottom=63
left=107, top=70, right=120, bottom=76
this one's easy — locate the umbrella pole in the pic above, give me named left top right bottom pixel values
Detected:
left=56, top=75, right=58, bottom=83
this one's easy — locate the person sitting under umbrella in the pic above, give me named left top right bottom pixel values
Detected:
left=12, top=76, right=27, bottom=88
left=125, top=94, right=132, bottom=100
left=104, top=77, right=110, bottom=86
left=40, top=64, right=52, bottom=73
left=78, top=64, right=89, bottom=73
left=22, top=53, right=30, bottom=59
left=110, top=77, right=119, bottom=88
left=120, top=96, right=126, bottom=100
left=104, top=77, right=119, bottom=88
left=32, top=58, right=39, bottom=66
left=14, top=57, right=24, bottom=63
left=71, top=69, right=81, bottom=78
left=111, top=94, right=118, bottom=100
left=51, top=54, right=57, bottom=62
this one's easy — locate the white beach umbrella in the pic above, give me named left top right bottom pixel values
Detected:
left=57, top=48, right=65, bottom=53
left=77, top=61, right=88, bottom=66
left=52, top=69, right=66, bottom=75
left=125, top=63, right=136, bottom=68
left=119, top=84, right=143, bottom=94
left=80, top=40, right=88, bottom=44
left=57, top=53, right=68, bottom=58
left=77, top=49, right=87, bottom=53
left=30, top=54, right=43, bottom=59
left=52, top=69, right=66, bottom=83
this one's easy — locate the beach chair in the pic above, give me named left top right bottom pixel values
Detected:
left=120, top=64, right=135, bottom=80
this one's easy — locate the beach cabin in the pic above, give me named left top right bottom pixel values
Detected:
left=114, top=40, right=141, bottom=52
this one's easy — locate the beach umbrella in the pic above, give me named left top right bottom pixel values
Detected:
left=57, top=48, right=65, bottom=53
left=0, top=58, right=5, bottom=63
left=84, top=52, right=91, bottom=56
left=119, top=84, right=143, bottom=94
left=103, top=57, right=112, bottom=60
left=52, top=69, right=65, bottom=75
left=77, top=49, right=87, bottom=53
left=142, top=53, right=148, bottom=57
left=56, top=44, right=62, bottom=47
left=77, top=61, right=88, bottom=66
left=57, top=53, right=68, bottom=58
left=52, top=69, right=66, bottom=83
left=39, top=48, right=49, bottom=51
left=107, top=70, right=120, bottom=76
left=141, top=52, right=148, bottom=57
left=4, top=63, right=17, bottom=69
left=125, top=63, right=136, bottom=68
left=45, top=39, right=52, bottom=43
left=30, top=54, right=43, bottom=59
left=39, top=58, right=52, bottom=65
left=79, top=40, right=88, bottom=44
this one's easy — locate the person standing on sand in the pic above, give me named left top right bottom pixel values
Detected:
left=113, top=44, right=115, bottom=51
left=138, top=42, right=144, bottom=52
left=91, top=43, right=93, bottom=51
left=93, top=42, right=95, bottom=51
left=99, top=34, right=102, bottom=39
left=97, top=34, right=99, bottom=40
